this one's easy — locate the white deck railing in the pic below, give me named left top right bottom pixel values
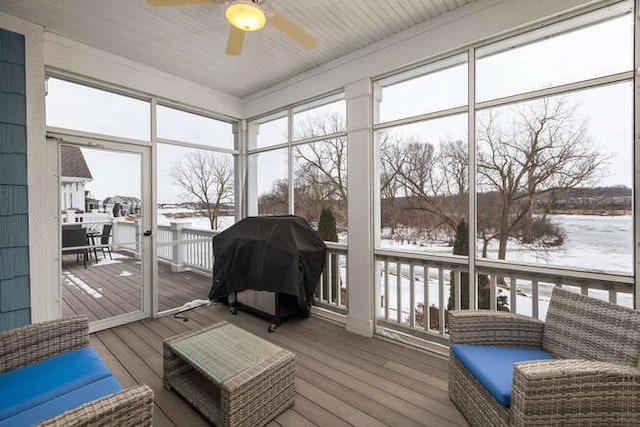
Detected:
left=84, top=218, right=635, bottom=348
left=315, top=242, right=348, bottom=313
left=113, top=221, right=348, bottom=313
left=374, top=249, right=634, bottom=345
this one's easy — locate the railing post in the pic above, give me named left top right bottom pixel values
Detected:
left=170, top=221, right=188, bottom=272
left=111, top=217, right=123, bottom=251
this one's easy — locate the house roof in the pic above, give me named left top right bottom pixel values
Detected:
left=61, top=145, right=92, bottom=179
left=103, top=195, right=140, bottom=205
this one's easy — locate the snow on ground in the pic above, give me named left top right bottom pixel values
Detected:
left=62, top=270, right=103, bottom=299
left=157, top=209, right=234, bottom=230
left=155, top=210, right=633, bottom=319
left=379, top=268, right=633, bottom=323
left=89, top=251, right=129, bottom=267
left=380, top=214, right=633, bottom=275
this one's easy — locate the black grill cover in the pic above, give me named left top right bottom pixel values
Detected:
left=209, top=216, right=327, bottom=309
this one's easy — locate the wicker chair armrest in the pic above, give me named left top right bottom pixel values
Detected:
left=511, top=359, right=640, bottom=425
left=36, top=385, right=154, bottom=427
left=0, top=316, right=89, bottom=373
left=448, top=310, right=544, bottom=347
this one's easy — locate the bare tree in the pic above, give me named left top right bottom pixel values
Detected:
left=258, top=178, right=288, bottom=215
left=379, top=132, right=467, bottom=240
left=172, top=151, right=234, bottom=230
left=477, top=97, right=607, bottom=259
left=378, top=133, right=403, bottom=234
left=293, top=113, right=347, bottom=226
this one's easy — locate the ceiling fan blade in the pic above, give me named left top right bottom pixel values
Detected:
left=267, top=8, right=318, bottom=50
left=226, top=26, right=246, bottom=56
left=146, top=0, right=224, bottom=7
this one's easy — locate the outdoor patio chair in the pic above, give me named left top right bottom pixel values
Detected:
left=0, top=316, right=153, bottom=426
left=448, top=287, right=640, bottom=426
left=99, top=223, right=113, bottom=260
left=61, top=227, right=89, bottom=268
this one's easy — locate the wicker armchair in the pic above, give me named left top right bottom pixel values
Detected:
left=0, top=316, right=154, bottom=426
left=448, top=287, right=640, bottom=426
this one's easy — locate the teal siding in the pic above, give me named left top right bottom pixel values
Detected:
left=0, top=28, right=29, bottom=332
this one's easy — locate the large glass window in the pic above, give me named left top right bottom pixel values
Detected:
left=157, top=106, right=234, bottom=149
left=248, top=95, right=347, bottom=241
left=476, top=11, right=632, bottom=102
left=293, top=137, right=348, bottom=240
left=474, top=4, right=634, bottom=279
left=293, top=98, right=346, bottom=140
left=156, top=144, right=235, bottom=312
left=157, top=144, right=235, bottom=231
left=377, top=114, right=468, bottom=253
left=377, top=55, right=467, bottom=123
left=46, top=78, right=150, bottom=140
left=155, top=103, right=237, bottom=313
left=252, top=149, right=289, bottom=216
left=476, top=83, right=632, bottom=274
left=375, top=53, right=469, bottom=256
left=253, top=114, right=288, bottom=149
left=373, top=4, right=633, bottom=332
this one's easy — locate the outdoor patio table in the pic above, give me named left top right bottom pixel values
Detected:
left=163, top=321, right=295, bottom=427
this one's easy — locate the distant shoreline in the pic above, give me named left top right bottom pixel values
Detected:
left=547, top=209, right=632, bottom=216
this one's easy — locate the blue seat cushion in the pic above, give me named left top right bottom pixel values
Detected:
left=0, top=347, right=121, bottom=421
left=0, top=376, right=122, bottom=427
left=451, top=344, right=554, bottom=407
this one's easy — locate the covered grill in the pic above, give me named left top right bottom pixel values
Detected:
left=209, top=215, right=327, bottom=330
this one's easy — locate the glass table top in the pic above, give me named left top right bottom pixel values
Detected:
left=169, top=322, right=284, bottom=383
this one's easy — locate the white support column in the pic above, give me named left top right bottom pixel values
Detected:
left=345, top=78, right=375, bottom=337
left=246, top=120, right=258, bottom=216
left=467, top=47, right=478, bottom=310
left=287, top=108, right=294, bottom=215
left=234, top=120, right=247, bottom=221
left=634, top=0, right=640, bottom=310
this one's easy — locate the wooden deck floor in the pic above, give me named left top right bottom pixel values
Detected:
left=62, top=252, right=212, bottom=320
left=63, top=251, right=468, bottom=426
left=92, top=305, right=468, bottom=427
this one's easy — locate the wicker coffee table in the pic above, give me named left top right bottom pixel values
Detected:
left=163, top=321, right=295, bottom=427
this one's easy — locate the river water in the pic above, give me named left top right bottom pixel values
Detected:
left=489, top=214, right=633, bottom=275
left=379, top=214, right=634, bottom=320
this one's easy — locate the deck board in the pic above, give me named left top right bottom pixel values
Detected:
left=92, top=304, right=468, bottom=426
left=62, top=253, right=211, bottom=320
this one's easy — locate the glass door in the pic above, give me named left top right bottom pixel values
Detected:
left=153, top=105, right=237, bottom=315
left=59, top=141, right=151, bottom=331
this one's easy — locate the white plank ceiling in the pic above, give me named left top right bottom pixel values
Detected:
left=2, top=0, right=477, bottom=98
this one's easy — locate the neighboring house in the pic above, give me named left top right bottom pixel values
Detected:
left=103, top=195, right=141, bottom=216
left=60, top=145, right=92, bottom=212
left=84, top=193, right=101, bottom=212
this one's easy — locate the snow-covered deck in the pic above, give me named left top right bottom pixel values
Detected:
left=61, top=251, right=212, bottom=320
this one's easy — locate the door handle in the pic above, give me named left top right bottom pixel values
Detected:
left=143, top=230, right=152, bottom=237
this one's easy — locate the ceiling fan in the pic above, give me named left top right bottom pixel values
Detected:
left=146, top=0, right=318, bottom=56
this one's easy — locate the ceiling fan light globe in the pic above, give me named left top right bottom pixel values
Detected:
left=226, top=1, right=266, bottom=32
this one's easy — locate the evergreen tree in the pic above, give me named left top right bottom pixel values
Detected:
left=318, top=206, right=338, bottom=242
left=317, top=206, right=339, bottom=304
left=447, top=219, right=508, bottom=311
